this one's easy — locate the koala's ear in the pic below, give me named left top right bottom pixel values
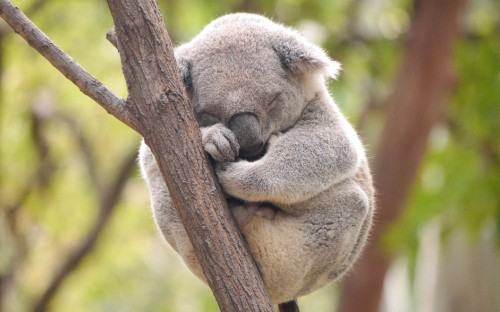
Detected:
left=177, top=57, right=193, bottom=93
left=272, top=35, right=341, bottom=79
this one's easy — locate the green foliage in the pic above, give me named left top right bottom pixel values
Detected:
left=383, top=3, right=500, bottom=299
left=1, top=0, right=498, bottom=311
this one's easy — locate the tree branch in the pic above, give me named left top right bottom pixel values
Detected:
left=106, top=0, right=274, bottom=310
left=105, top=28, right=117, bottom=49
left=31, top=146, right=138, bottom=312
left=1, top=0, right=275, bottom=309
left=0, top=97, right=58, bottom=310
left=0, top=0, right=139, bottom=132
left=54, top=111, right=100, bottom=190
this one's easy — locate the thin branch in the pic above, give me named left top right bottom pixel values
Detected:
left=0, top=0, right=139, bottom=132
left=31, top=146, right=138, bottom=312
left=0, top=99, right=57, bottom=310
left=1, top=91, right=137, bottom=312
left=0, top=0, right=47, bottom=35
left=54, top=111, right=100, bottom=190
left=2, top=0, right=275, bottom=309
left=106, top=28, right=117, bottom=49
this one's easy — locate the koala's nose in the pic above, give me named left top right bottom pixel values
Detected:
left=227, top=113, right=265, bottom=160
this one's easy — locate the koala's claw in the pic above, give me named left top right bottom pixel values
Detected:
left=222, top=131, right=240, bottom=156
left=201, top=123, right=240, bottom=162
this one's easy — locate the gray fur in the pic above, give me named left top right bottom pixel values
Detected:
left=139, top=13, right=374, bottom=304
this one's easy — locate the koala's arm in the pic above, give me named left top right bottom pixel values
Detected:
left=200, top=123, right=240, bottom=162
left=216, top=96, right=365, bottom=206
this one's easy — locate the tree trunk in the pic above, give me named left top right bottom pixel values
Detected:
left=106, top=1, right=274, bottom=310
left=337, top=0, right=467, bottom=311
left=0, top=0, right=275, bottom=311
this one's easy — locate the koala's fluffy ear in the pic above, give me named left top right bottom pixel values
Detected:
left=176, top=57, right=193, bottom=93
left=272, top=34, right=341, bottom=79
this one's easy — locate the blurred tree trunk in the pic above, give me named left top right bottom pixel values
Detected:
left=337, top=1, right=467, bottom=311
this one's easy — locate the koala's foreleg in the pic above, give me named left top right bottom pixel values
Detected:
left=216, top=98, right=365, bottom=206
left=200, top=123, right=240, bottom=162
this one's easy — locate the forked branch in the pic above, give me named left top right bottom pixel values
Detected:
left=106, top=0, right=274, bottom=310
left=0, top=0, right=138, bottom=132
left=0, top=0, right=276, bottom=310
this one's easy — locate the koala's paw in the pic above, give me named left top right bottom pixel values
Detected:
left=215, top=160, right=244, bottom=195
left=201, top=123, right=240, bottom=162
left=215, top=160, right=265, bottom=202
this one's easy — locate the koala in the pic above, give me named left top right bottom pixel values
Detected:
left=139, top=13, right=374, bottom=304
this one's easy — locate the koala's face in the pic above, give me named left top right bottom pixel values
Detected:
left=175, top=14, right=340, bottom=159
left=190, top=49, right=306, bottom=159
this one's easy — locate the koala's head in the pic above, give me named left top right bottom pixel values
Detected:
left=176, top=13, right=340, bottom=159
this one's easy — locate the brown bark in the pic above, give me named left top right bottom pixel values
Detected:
left=337, top=1, right=467, bottom=312
left=0, top=0, right=274, bottom=310
left=105, top=1, right=274, bottom=310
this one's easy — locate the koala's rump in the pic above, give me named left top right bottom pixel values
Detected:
left=230, top=173, right=372, bottom=303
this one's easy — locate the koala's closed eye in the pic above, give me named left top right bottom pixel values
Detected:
left=197, top=112, right=220, bottom=127
left=266, top=92, right=281, bottom=111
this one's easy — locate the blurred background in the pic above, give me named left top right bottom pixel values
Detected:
left=0, top=0, right=498, bottom=311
